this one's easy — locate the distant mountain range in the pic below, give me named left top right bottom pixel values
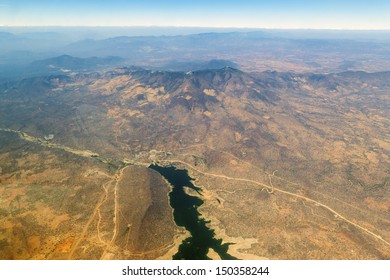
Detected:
left=2, top=30, right=390, bottom=74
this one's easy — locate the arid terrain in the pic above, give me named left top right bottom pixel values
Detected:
left=0, top=130, right=180, bottom=259
left=0, top=61, right=389, bottom=259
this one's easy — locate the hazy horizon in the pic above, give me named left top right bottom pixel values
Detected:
left=1, top=0, right=390, bottom=30
left=2, top=26, right=390, bottom=42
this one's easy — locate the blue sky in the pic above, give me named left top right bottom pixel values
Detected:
left=1, top=0, right=389, bottom=29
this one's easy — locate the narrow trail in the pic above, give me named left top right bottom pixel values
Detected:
left=100, top=166, right=127, bottom=260
left=96, top=183, right=110, bottom=245
left=67, top=179, right=113, bottom=259
left=165, top=159, right=390, bottom=247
